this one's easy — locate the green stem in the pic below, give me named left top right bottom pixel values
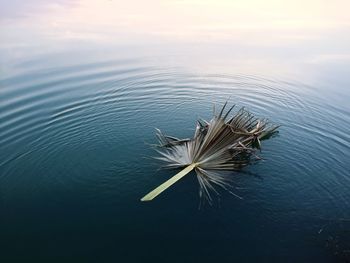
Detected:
left=141, top=163, right=197, bottom=201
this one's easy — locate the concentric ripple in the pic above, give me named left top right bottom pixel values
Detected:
left=0, top=55, right=350, bottom=262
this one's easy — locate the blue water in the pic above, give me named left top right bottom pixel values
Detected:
left=1, top=1, right=350, bottom=262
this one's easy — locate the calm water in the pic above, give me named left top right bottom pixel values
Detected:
left=1, top=1, right=350, bottom=262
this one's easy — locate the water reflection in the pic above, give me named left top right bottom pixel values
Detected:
left=0, top=1, right=350, bottom=262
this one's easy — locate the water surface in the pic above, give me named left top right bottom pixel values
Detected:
left=1, top=1, right=350, bottom=262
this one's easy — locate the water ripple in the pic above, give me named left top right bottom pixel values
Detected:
left=0, top=59, right=349, bottom=218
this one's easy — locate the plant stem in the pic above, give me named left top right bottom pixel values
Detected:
left=141, top=163, right=197, bottom=201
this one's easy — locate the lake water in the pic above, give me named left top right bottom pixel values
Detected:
left=1, top=1, right=350, bottom=262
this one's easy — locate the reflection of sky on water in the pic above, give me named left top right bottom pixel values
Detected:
left=1, top=0, right=350, bottom=91
left=1, top=1, right=350, bottom=44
